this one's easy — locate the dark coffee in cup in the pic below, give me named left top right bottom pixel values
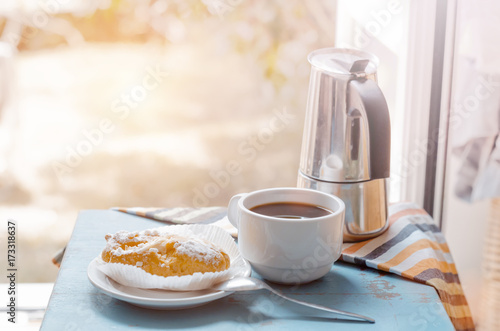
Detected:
left=250, top=202, right=332, bottom=219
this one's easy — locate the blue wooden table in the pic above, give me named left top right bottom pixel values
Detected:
left=41, top=210, right=454, bottom=330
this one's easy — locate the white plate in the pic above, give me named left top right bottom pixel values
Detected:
left=87, top=257, right=252, bottom=310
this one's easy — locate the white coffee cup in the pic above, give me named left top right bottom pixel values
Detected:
left=228, top=187, right=345, bottom=284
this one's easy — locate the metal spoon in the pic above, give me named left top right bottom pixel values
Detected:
left=212, top=277, right=375, bottom=323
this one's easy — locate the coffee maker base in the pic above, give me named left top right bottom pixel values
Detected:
left=298, top=172, right=389, bottom=242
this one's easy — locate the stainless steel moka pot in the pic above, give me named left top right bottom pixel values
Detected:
left=297, top=48, right=391, bottom=242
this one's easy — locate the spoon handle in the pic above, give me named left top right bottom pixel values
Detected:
left=264, top=286, right=375, bottom=323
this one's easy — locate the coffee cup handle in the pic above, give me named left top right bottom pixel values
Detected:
left=227, top=193, right=246, bottom=229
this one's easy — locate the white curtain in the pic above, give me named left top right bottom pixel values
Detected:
left=451, top=0, right=500, bottom=202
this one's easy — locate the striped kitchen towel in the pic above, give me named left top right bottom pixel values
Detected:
left=111, top=206, right=227, bottom=224
left=110, top=206, right=237, bottom=236
left=341, top=202, right=474, bottom=330
left=112, top=202, right=473, bottom=330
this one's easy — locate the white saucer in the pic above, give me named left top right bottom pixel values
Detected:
left=87, top=258, right=252, bottom=310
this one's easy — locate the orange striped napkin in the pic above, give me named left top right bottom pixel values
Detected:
left=112, top=202, right=473, bottom=330
left=111, top=206, right=227, bottom=224
left=341, top=202, right=474, bottom=330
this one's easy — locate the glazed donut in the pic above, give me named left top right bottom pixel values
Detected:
left=101, top=229, right=230, bottom=277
